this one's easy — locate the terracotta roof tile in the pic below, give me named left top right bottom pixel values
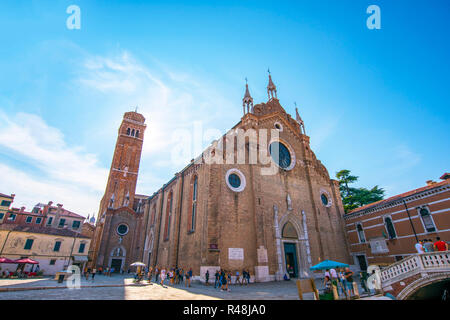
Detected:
left=348, top=179, right=450, bottom=214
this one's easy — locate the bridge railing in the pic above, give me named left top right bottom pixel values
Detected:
left=380, top=251, right=450, bottom=286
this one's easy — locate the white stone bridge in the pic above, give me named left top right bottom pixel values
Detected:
left=380, top=251, right=450, bottom=300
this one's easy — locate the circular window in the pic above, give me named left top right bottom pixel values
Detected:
left=320, top=189, right=332, bottom=207
left=228, top=173, right=241, bottom=189
left=117, top=224, right=129, bottom=236
left=269, top=141, right=294, bottom=170
left=274, top=122, right=283, bottom=131
left=321, top=194, right=329, bottom=206
left=225, top=169, right=246, bottom=192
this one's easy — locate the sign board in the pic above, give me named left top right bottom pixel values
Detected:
left=228, top=248, right=244, bottom=260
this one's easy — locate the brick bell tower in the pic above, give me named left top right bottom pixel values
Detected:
left=90, top=110, right=146, bottom=268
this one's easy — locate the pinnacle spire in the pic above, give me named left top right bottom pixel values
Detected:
left=267, top=69, right=277, bottom=100
left=242, top=78, right=254, bottom=115
left=295, top=104, right=306, bottom=134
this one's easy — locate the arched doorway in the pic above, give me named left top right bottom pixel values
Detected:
left=109, top=246, right=126, bottom=273
left=282, top=222, right=299, bottom=278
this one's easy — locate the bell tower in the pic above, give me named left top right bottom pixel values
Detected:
left=90, top=110, right=146, bottom=268
left=98, top=111, right=146, bottom=218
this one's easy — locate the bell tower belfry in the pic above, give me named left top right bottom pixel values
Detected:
left=90, top=110, right=146, bottom=268
left=98, top=111, right=146, bottom=217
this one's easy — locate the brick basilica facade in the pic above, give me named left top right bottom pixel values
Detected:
left=90, top=75, right=352, bottom=281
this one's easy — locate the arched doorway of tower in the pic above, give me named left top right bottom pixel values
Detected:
left=282, top=222, right=300, bottom=279
left=109, top=246, right=126, bottom=273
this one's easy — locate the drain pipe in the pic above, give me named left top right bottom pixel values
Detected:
left=402, top=199, right=418, bottom=243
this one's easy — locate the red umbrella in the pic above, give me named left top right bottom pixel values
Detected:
left=0, top=257, right=17, bottom=264
left=14, top=258, right=39, bottom=264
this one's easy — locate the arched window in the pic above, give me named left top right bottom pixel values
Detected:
left=126, top=128, right=131, bottom=135
left=188, top=175, right=198, bottom=232
left=282, top=222, right=298, bottom=239
left=131, top=129, right=135, bottom=137
left=164, top=191, right=173, bottom=240
left=419, top=207, right=436, bottom=233
left=357, top=224, right=366, bottom=243
left=136, top=130, right=139, bottom=138
left=384, top=217, right=397, bottom=239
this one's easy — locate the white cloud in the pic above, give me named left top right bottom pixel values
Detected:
left=76, top=51, right=237, bottom=173
left=0, top=50, right=238, bottom=214
left=0, top=163, right=100, bottom=216
left=0, top=111, right=108, bottom=215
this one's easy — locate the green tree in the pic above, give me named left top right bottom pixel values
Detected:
left=335, top=170, right=385, bottom=213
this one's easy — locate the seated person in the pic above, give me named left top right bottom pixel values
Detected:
left=319, top=276, right=334, bottom=300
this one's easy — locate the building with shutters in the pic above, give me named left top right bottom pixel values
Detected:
left=344, top=173, right=450, bottom=271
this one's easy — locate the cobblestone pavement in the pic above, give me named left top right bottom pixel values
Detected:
left=0, top=274, right=375, bottom=300
left=0, top=275, right=303, bottom=300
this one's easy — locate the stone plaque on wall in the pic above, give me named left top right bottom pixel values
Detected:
left=228, top=248, right=244, bottom=260
left=257, top=246, right=268, bottom=263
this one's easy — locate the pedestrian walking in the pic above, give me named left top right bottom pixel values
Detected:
left=214, top=270, right=220, bottom=288
left=235, top=270, right=241, bottom=285
left=169, top=269, right=174, bottom=285
left=85, top=268, right=91, bottom=280
left=175, top=267, right=180, bottom=284
left=242, top=269, right=248, bottom=285
left=246, top=269, right=251, bottom=284
left=227, top=271, right=231, bottom=289
left=186, top=268, right=193, bottom=287
left=148, top=266, right=153, bottom=282
left=220, top=269, right=226, bottom=291
left=338, top=269, right=347, bottom=297
left=155, top=266, right=160, bottom=283
left=205, top=270, right=209, bottom=286
left=160, top=267, right=166, bottom=286
left=91, top=268, right=96, bottom=281
left=434, top=237, right=449, bottom=251
left=415, top=240, right=425, bottom=254
left=180, top=268, right=185, bottom=284
left=344, top=267, right=354, bottom=297
left=423, top=239, right=434, bottom=252
left=110, top=267, right=114, bottom=276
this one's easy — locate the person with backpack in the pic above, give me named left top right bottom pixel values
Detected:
left=214, top=270, right=220, bottom=288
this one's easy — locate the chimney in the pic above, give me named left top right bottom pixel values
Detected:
left=54, top=203, right=63, bottom=227
left=426, top=180, right=436, bottom=186
left=440, top=172, right=450, bottom=180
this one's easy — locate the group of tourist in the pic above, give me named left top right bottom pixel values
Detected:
left=321, top=267, right=355, bottom=299
left=208, top=269, right=251, bottom=291
left=415, top=237, right=448, bottom=254
left=144, top=266, right=194, bottom=287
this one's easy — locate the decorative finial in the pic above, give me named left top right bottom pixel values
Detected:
left=243, top=78, right=254, bottom=116
left=295, top=105, right=306, bottom=135
left=267, top=69, right=277, bottom=100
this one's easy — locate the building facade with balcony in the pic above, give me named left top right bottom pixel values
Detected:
left=344, top=173, right=450, bottom=271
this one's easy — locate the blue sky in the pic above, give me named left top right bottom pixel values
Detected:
left=0, top=0, right=449, bottom=217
